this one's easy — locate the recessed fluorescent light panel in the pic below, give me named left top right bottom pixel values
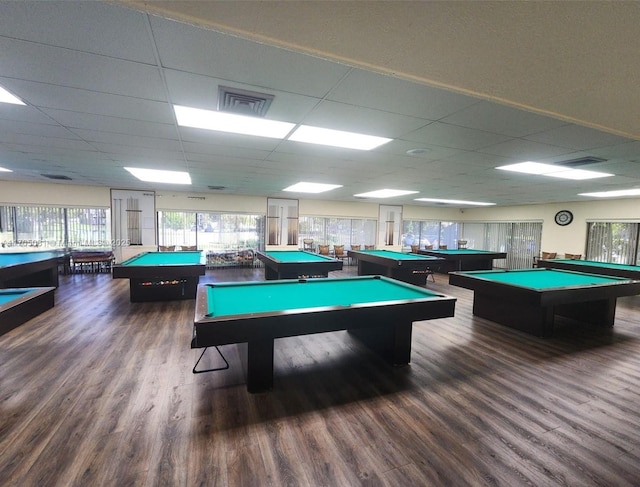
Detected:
left=414, top=198, right=495, bottom=206
left=579, top=188, right=640, bottom=198
left=174, top=105, right=295, bottom=139
left=289, top=125, right=392, bottom=151
left=496, top=161, right=613, bottom=180
left=545, top=168, right=614, bottom=180
left=0, top=167, right=13, bottom=172
left=125, top=167, right=191, bottom=184
left=354, top=189, right=419, bottom=198
left=283, top=182, right=343, bottom=193
left=0, top=85, right=25, bottom=105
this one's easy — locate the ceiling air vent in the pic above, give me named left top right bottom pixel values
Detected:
left=41, top=174, right=72, bottom=180
left=555, top=156, right=607, bottom=168
left=208, top=185, right=226, bottom=191
left=218, top=86, right=274, bottom=117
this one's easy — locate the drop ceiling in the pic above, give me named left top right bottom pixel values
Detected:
left=0, top=1, right=639, bottom=207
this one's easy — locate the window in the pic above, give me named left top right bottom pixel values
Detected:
left=157, top=210, right=197, bottom=248
left=299, top=217, right=377, bottom=248
left=0, top=205, right=110, bottom=249
left=67, top=207, right=110, bottom=248
left=461, top=222, right=541, bottom=269
left=157, top=211, right=265, bottom=252
left=401, top=220, right=460, bottom=250
left=404, top=220, right=541, bottom=269
left=586, top=222, right=639, bottom=264
left=14, top=206, right=65, bottom=247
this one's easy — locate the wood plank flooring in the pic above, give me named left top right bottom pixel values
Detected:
left=1, top=265, right=640, bottom=486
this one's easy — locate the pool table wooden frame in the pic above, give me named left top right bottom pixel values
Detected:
left=347, top=249, right=444, bottom=286
left=256, top=250, right=343, bottom=280
left=0, top=251, right=62, bottom=288
left=417, top=249, right=507, bottom=273
left=0, top=287, right=55, bottom=336
left=538, top=258, right=640, bottom=280
left=191, top=276, right=456, bottom=393
left=112, top=251, right=205, bottom=302
left=449, top=268, right=640, bottom=337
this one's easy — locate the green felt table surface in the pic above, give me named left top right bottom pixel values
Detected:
left=0, top=251, right=64, bottom=266
left=464, top=268, right=630, bottom=290
left=0, top=289, right=32, bottom=305
left=205, top=276, right=443, bottom=317
left=120, top=251, right=203, bottom=266
left=262, top=250, right=337, bottom=262
left=355, top=249, right=440, bottom=260
left=548, top=259, right=640, bottom=271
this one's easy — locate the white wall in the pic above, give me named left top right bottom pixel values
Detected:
left=1, top=180, right=639, bottom=257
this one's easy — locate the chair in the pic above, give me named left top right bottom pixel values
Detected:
left=348, top=244, right=361, bottom=265
left=180, top=245, right=197, bottom=251
left=364, top=245, right=375, bottom=250
left=302, top=238, right=314, bottom=252
left=457, top=239, right=468, bottom=249
left=564, top=253, right=582, bottom=260
left=159, top=245, right=175, bottom=251
left=333, top=245, right=347, bottom=261
left=318, top=245, right=330, bottom=256
left=533, top=251, right=557, bottom=267
left=424, top=245, right=433, bottom=250
left=410, top=245, right=420, bottom=253
left=439, top=244, right=448, bottom=250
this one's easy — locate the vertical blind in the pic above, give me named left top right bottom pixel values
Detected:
left=299, top=217, right=377, bottom=248
left=586, top=222, right=640, bottom=264
left=460, top=221, right=542, bottom=269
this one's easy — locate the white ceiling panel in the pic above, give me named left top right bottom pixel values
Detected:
left=0, top=1, right=155, bottom=62
left=148, top=14, right=352, bottom=97
left=440, top=101, right=570, bottom=138
left=403, top=122, right=513, bottom=151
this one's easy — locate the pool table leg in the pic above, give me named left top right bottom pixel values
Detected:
left=244, top=338, right=275, bottom=393
left=472, top=292, right=554, bottom=337
left=348, top=321, right=412, bottom=365
left=555, top=298, right=617, bottom=327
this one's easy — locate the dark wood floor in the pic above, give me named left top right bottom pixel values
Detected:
left=2, top=265, right=640, bottom=486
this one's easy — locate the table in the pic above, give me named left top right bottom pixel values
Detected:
left=0, top=251, right=64, bottom=288
left=191, top=275, right=456, bottom=392
left=538, top=258, right=640, bottom=280
left=347, top=249, right=444, bottom=286
left=449, top=268, right=640, bottom=337
left=112, top=251, right=206, bottom=302
left=417, top=248, right=507, bottom=273
left=0, top=287, right=55, bottom=336
left=256, top=250, right=343, bottom=279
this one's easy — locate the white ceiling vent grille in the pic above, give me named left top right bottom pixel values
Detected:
left=218, top=86, right=274, bottom=117
left=556, top=156, right=607, bottom=167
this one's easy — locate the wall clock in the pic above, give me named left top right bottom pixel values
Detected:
left=554, top=210, right=573, bottom=226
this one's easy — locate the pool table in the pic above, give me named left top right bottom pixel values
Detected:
left=347, top=249, right=444, bottom=286
left=256, top=250, right=343, bottom=279
left=449, top=268, right=640, bottom=337
left=538, top=258, right=640, bottom=280
left=417, top=248, right=507, bottom=273
left=191, top=275, right=456, bottom=392
left=0, top=250, right=64, bottom=288
left=0, top=287, right=55, bottom=336
left=112, top=251, right=206, bottom=302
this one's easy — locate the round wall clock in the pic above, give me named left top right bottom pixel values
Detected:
left=554, top=210, right=573, bottom=226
